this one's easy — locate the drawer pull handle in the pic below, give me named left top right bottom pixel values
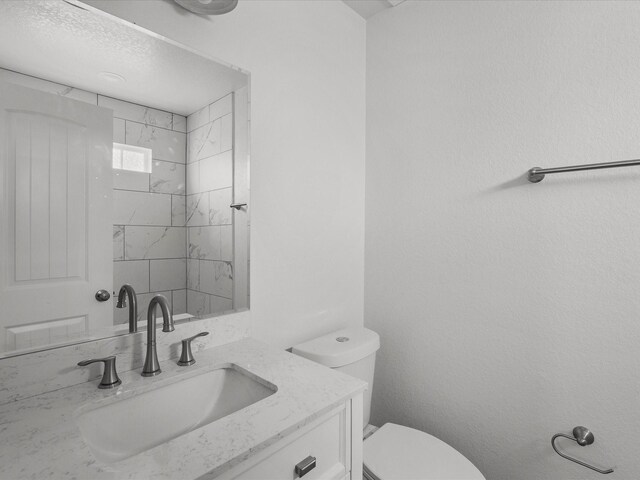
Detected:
left=294, top=455, right=316, bottom=477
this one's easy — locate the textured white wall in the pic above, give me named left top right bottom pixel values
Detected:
left=366, top=1, right=640, bottom=479
left=85, top=0, right=366, bottom=348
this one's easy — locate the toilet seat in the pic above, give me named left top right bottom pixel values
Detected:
left=363, top=423, right=485, bottom=480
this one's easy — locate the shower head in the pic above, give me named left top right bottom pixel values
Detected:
left=174, top=0, right=238, bottom=15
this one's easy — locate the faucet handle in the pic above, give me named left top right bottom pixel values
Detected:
left=77, top=356, right=122, bottom=389
left=177, top=332, right=209, bottom=366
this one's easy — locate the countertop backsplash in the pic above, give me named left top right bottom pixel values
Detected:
left=0, top=311, right=249, bottom=405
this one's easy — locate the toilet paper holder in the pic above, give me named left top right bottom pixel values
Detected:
left=551, top=426, right=613, bottom=474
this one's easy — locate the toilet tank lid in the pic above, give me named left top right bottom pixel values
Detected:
left=291, top=327, right=380, bottom=367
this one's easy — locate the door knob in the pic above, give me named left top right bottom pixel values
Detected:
left=95, top=289, right=111, bottom=302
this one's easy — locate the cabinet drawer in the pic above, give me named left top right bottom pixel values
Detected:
left=234, top=409, right=347, bottom=480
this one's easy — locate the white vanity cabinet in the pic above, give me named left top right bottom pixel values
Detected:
left=213, top=395, right=363, bottom=480
left=0, top=339, right=367, bottom=480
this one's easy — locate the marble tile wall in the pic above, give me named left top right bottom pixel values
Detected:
left=186, top=94, right=234, bottom=317
left=106, top=95, right=189, bottom=325
left=0, top=68, right=98, bottom=104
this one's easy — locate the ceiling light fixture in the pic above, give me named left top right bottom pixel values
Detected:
left=174, top=0, right=238, bottom=15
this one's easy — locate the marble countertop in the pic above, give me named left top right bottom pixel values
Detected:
left=0, top=338, right=366, bottom=479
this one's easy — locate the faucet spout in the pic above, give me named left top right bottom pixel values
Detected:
left=116, top=284, right=138, bottom=333
left=141, top=295, right=174, bottom=377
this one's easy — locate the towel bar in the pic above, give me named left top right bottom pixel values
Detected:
left=528, top=158, right=640, bottom=183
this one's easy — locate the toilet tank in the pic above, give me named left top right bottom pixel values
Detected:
left=292, top=327, right=380, bottom=428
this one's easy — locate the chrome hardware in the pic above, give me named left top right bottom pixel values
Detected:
left=527, top=158, right=640, bottom=183
left=141, top=295, right=174, bottom=377
left=551, top=426, right=614, bottom=474
left=294, top=455, right=316, bottom=478
left=95, top=289, right=111, bottom=302
left=230, top=202, right=247, bottom=210
left=77, top=356, right=122, bottom=389
left=527, top=167, right=546, bottom=183
left=177, top=331, right=210, bottom=366
left=116, top=284, right=138, bottom=333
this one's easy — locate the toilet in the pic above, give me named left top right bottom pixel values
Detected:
left=292, top=327, right=485, bottom=480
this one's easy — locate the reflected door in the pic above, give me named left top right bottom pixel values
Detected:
left=0, top=81, right=113, bottom=352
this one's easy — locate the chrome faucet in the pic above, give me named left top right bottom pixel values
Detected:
left=116, top=284, right=138, bottom=333
left=141, top=295, right=174, bottom=377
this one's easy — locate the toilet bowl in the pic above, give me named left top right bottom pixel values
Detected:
left=363, top=423, right=484, bottom=480
left=292, top=327, right=485, bottom=480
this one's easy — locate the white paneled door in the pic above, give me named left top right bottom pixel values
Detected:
left=0, top=81, right=113, bottom=352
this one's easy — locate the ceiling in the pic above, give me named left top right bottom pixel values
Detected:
left=342, top=0, right=406, bottom=20
left=0, top=0, right=248, bottom=115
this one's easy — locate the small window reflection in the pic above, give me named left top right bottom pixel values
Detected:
left=112, top=143, right=152, bottom=173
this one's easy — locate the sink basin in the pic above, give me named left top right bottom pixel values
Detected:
left=75, top=363, right=277, bottom=464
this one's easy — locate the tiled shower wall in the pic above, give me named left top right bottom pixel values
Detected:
left=186, top=94, right=234, bottom=316
left=109, top=96, right=188, bottom=325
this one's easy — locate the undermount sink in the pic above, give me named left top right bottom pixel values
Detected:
left=75, top=363, right=277, bottom=464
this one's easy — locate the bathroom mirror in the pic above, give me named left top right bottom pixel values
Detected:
left=0, top=0, right=250, bottom=357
